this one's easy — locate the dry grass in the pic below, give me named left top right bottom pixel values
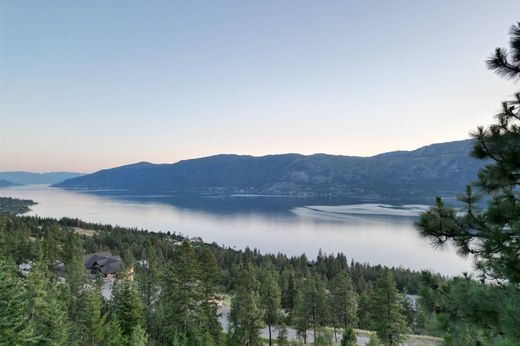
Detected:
left=73, top=227, right=98, bottom=237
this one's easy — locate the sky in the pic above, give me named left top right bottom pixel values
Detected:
left=1, top=1, right=520, bottom=173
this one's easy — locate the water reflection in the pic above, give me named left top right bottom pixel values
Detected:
left=0, top=185, right=472, bottom=276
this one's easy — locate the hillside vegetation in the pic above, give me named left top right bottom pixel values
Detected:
left=54, top=140, right=483, bottom=202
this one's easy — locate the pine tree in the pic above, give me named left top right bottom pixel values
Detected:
left=366, top=334, right=382, bottom=346
left=198, top=248, right=223, bottom=343
left=228, top=260, right=264, bottom=346
left=75, top=285, right=105, bottom=346
left=331, top=270, right=358, bottom=337
left=103, top=317, right=126, bottom=346
left=62, top=232, right=89, bottom=344
left=112, top=280, right=144, bottom=341
left=416, top=21, right=520, bottom=344
left=303, top=274, right=328, bottom=343
left=26, top=262, right=70, bottom=346
left=135, top=243, right=160, bottom=340
left=41, top=224, right=61, bottom=267
left=0, top=260, right=33, bottom=345
left=313, top=327, right=333, bottom=346
left=280, top=267, right=297, bottom=313
left=356, top=291, right=371, bottom=330
left=369, top=270, right=408, bottom=346
left=260, top=267, right=281, bottom=346
left=128, top=324, right=148, bottom=346
left=160, top=241, right=208, bottom=343
left=292, top=289, right=309, bottom=344
left=276, top=322, right=289, bottom=346
left=340, top=327, right=357, bottom=346
left=486, top=22, right=520, bottom=80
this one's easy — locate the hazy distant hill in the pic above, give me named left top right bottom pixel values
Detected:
left=53, top=140, right=485, bottom=202
left=0, top=179, right=21, bottom=188
left=0, top=172, right=84, bottom=185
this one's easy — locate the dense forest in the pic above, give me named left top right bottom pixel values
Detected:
left=0, top=207, right=424, bottom=346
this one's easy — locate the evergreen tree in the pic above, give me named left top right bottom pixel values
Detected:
left=228, top=260, right=264, bottom=346
left=103, top=317, right=126, bottom=346
left=128, top=325, right=148, bottom=346
left=340, top=327, right=357, bottom=346
left=160, top=241, right=213, bottom=344
left=198, top=248, right=223, bottom=343
left=416, top=21, right=520, bottom=344
left=280, top=267, right=297, bottom=313
left=74, top=285, right=105, bottom=346
left=366, top=334, right=382, bottom=346
left=261, top=267, right=282, bottom=346
left=356, top=291, right=371, bottom=330
left=41, top=224, right=61, bottom=267
left=292, top=289, right=309, bottom=344
left=276, top=322, right=289, bottom=346
left=0, top=260, right=33, bottom=345
left=331, top=270, right=358, bottom=334
left=369, top=270, right=408, bottom=346
left=303, top=274, right=328, bottom=343
left=487, top=22, right=520, bottom=80
left=63, top=232, right=89, bottom=344
left=291, top=275, right=328, bottom=344
left=313, top=327, right=333, bottom=346
left=26, top=262, right=70, bottom=346
left=112, top=280, right=144, bottom=342
left=135, top=243, right=160, bottom=339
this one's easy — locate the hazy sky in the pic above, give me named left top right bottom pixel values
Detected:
left=1, top=1, right=519, bottom=173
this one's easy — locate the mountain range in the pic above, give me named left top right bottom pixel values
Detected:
left=0, top=179, right=21, bottom=188
left=53, top=139, right=486, bottom=203
left=0, top=172, right=84, bottom=185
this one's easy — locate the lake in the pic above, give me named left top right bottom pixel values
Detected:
left=0, top=185, right=472, bottom=276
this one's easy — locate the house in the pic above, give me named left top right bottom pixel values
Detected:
left=83, top=251, right=129, bottom=279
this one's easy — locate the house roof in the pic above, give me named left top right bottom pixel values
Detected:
left=83, top=251, right=123, bottom=275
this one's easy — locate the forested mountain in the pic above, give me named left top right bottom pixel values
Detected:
left=0, top=171, right=84, bottom=185
left=54, top=139, right=483, bottom=202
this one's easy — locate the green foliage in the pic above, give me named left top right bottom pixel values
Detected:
left=0, top=260, right=33, bottom=345
left=228, top=260, right=264, bottom=346
left=366, top=334, right=382, bottom=346
left=313, top=327, right=333, bottom=346
left=340, top=327, right=357, bottom=346
left=0, top=213, right=427, bottom=346
left=160, top=241, right=221, bottom=345
left=26, top=262, right=70, bottom=346
left=419, top=272, right=520, bottom=345
left=112, top=281, right=144, bottom=341
left=260, top=266, right=282, bottom=345
left=0, top=197, right=35, bottom=214
left=416, top=21, right=520, bottom=345
left=135, top=243, right=160, bottom=339
left=486, top=22, right=520, bottom=80
left=331, top=270, right=358, bottom=330
left=103, top=317, right=126, bottom=346
left=369, top=270, right=408, bottom=346
left=74, top=286, right=105, bottom=346
left=277, top=323, right=290, bottom=346
left=128, top=324, right=148, bottom=346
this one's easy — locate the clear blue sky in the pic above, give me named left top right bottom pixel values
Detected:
left=1, top=1, right=519, bottom=172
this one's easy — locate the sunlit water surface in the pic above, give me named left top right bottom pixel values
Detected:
left=0, top=185, right=472, bottom=276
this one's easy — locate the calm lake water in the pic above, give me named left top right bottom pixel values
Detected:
left=0, top=185, right=472, bottom=276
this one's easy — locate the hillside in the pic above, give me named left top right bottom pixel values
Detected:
left=0, top=179, right=21, bottom=188
left=0, top=171, right=84, bottom=185
left=53, top=139, right=484, bottom=202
